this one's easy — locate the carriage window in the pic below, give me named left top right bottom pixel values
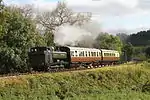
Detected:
left=104, top=53, right=108, bottom=56
left=92, top=52, right=94, bottom=56
left=82, top=51, right=84, bottom=57
left=89, top=52, right=91, bottom=57
left=75, top=51, right=78, bottom=57
left=79, top=51, right=82, bottom=56
left=112, top=53, right=114, bottom=56
left=91, top=52, right=93, bottom=56
left=82, top=51, right=84, bottom=56
left=94, top=52, right=96, bottom=56
left=97, top=52, right=99, bottom=57
left=99, top=52, right=101, bottom=56
left=70, top=51, right=74, bottom=57
left=85, top=51, right=87, bottom=57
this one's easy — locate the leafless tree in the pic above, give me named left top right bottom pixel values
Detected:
left=36, top=2, right=92, bottom=32
left=19, top=4, right=34, bottom=18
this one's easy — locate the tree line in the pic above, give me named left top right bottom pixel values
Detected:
left=117, top=29, right=150, bottom=61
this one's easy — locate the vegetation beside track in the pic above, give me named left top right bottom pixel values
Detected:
left=0, top=62, right=150, bottom=100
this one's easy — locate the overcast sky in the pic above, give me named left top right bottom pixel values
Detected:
left=4, top=0, right=150, bottom=34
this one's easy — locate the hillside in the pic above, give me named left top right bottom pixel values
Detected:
left=0, top=62, right=150, bottom=100
left=127, top=30, right=150, bottom=46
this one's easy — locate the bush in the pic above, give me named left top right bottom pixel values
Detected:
left=0, top=47, right=28, bottom=74
left=0, top=63, right=150, bottom=100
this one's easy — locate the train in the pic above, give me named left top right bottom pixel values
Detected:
left=28, top=46, right=120, bottom=71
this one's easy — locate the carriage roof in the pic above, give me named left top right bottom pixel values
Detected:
left=67, top=46, right=119, bottom=53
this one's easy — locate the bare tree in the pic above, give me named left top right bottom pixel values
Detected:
left=36, top=2, right=92, bottom=32
left=19, top=4, right=34, bottom=18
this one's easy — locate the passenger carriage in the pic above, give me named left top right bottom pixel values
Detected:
left=55, top=46, right=120, bottom=67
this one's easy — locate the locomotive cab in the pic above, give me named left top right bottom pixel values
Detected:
left=28, top=47, right=53, bottom=71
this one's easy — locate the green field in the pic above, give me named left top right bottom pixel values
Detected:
left=0, top=62, right=150, bottom=100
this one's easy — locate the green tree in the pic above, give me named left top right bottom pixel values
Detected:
left=44, top=29, right=55, bottom=46
left=0, top=47, right=25, bottom=74
left=122, top=43, right=133, bottom=61
left=0, top=6, right=44, bottom=74
left=0, top=0, right=4, bottom=37
left=94, top=33, right=123, bottom=53
left=127, top=30, right=150, bottom=46
left=145, top=46, right=150, bottom=58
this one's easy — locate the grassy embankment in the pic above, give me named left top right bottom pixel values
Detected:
left=0, top=62, right=150, bottom=100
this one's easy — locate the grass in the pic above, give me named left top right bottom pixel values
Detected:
left=0, top=62, right=150, bottom=100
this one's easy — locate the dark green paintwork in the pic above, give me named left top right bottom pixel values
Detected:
left=52, top=52, right=67, bottom=59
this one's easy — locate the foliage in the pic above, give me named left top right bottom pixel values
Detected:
left=44, top=29, right=55, bottom=46
left=94, top=33, right=123, bottom=53
left=0, top=6, right=45, bottom=73
left=0, top=47, right=26, bottom=74
left=127, top=30, right=150, bottom=46
left=0, top=63, right=150, bottom=100
left=122, top=43, right=133, bottom=61
left=145, top=46, right=150, bottom=58
left=0, top=0, right=4, bottom=35
left=117, top=30, right=150, bottom=60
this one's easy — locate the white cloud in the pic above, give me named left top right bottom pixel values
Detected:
left=4, top=0, right=150, bottom=34
left=31, top=0, right=58, bottom=11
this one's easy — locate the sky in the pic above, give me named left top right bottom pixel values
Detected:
left=4, top=0, right=150, bottom=34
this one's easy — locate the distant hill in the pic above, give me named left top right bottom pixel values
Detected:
left=127, top=30, right=150, bottom=46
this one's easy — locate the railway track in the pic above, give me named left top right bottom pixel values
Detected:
left=0, top=61, right=141, bottom=78
left=0, top=65, right=107, bottom=78
left=0, top=67, right=98, bottom=78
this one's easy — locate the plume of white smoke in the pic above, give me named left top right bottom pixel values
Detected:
left=54, top=20, right=101, bottom=47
